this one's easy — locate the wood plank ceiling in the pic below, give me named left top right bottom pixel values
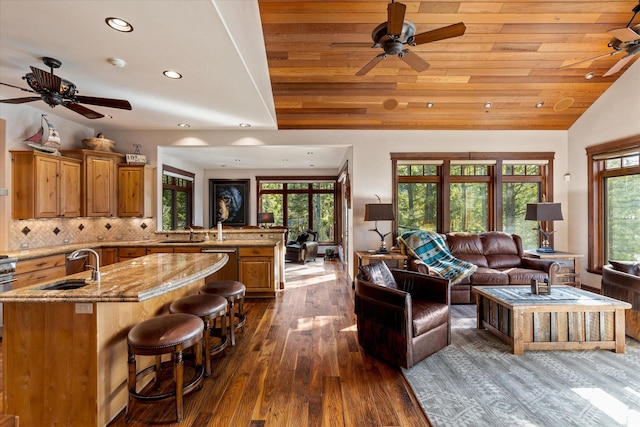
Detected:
left=258, top=0, right=639, bottom=130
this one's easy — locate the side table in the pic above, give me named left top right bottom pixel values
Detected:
left=353, top=251, right=408, bottom=289
left=524, top=251, right=584, bottom=288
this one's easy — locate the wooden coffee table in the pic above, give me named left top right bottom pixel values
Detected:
left=473, top=285, right=631, bottom=355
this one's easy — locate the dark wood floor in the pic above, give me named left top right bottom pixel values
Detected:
left=1, top=260, right=430, bottom=426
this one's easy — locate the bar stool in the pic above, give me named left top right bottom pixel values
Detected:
left=200, top=280, right=246, bottom=346
left=169, top=293, right=228, bottom=377
left=126, top=313, right=205, bottom=423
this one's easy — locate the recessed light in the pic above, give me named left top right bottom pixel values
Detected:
left=585, top=72, right=595, bottom=80
left=105, top=17, right=133, bottom=32
left=535, top=102, right=544, bottom=108
left=239, top=123, right=251, bottom=128
left=163, top=70, right=182, bottom=79
left=307, top=151, right=314, bottom=155
left=177, top=123, right=190, bottom=128
left=426, top=102, right=434, bottom=108
left=484, top=102, right=492, bottom=109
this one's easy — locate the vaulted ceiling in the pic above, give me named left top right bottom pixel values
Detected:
left=258, top=0, right=640, bottom=130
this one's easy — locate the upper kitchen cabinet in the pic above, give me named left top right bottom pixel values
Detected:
left=63, top=150, right=124, bottom=217
left=10, top=151, right=82, bottom=219
left=117, top=164, right=155, bottom=217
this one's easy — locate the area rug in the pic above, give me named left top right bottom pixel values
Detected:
left=402, top=305, right=640, bottom=427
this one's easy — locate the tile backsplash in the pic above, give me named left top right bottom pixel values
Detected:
left=9, top=217, right=157, bottom=251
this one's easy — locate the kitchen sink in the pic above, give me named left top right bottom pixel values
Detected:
left=35, top=279, right=89, bottom=291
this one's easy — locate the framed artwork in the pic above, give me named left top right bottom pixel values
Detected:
left=209, top=179, right=250, bottom=227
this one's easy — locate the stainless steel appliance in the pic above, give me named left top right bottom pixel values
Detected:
left=0, top=256, right=18, bottom=338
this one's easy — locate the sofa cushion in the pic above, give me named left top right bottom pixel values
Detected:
left=482, top=232, right=522, bottom=269
left=504, top=268, right=548, bottom=285
left=412, top=300, right=449, bottom=336
left=446, top=233, right=489, bottom=267
left=469, top=267, right=509, bottom=285
left=359, top=261, right=398, bottom=289
left=609, top=260, right=640, bottom=277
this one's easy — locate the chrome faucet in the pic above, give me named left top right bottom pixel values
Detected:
left=68, top=248, right=101, bottom=281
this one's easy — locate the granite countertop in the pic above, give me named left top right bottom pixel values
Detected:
left=0, top=252, right=228, bottom=303
left=5, top=239, right=279, bottom=261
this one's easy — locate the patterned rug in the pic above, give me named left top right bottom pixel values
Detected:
left=402, top=305, right=640, bottom=427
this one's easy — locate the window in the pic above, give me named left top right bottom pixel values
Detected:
left=162, top=165, right=194, bottom=230
left=392, top=153, right=553, bottom=251
left=586, top=136, right=640, bottom=272
left=257, top=177, right=337, bottom=242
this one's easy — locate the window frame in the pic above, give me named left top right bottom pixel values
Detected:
left=161, top=165, right=194, bottom=230
left=256, top=175, right=338, bottom=243
left=391, top=152, right=554, bottom=245
left=586, top=134, right=640, bottom=273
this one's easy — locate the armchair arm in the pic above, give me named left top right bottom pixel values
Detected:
left=355, top=279, right=411, bottom=337
left=391, top=269, right=450, bottom=305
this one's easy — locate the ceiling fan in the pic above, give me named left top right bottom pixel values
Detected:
left=561, top=2, right=640, bottom=77
left=331, top=0, right=466, bottom=76
left=0, top=57, right=132, bottom=119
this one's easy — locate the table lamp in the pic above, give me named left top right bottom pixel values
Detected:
left=364, top=201, right=395, bottom=254
left=257, top=212, right=274, bottom=228
left=525, top=202, right=563, bottom=253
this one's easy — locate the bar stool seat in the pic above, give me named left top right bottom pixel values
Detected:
left=126, top=313, right=205, bottom=423
left=169, top=293, right=228, bottom=376
left=200, top=280, right=246, bottom=346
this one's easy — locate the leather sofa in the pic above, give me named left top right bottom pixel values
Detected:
left=355, top=262, right=450, bottom=368
left=406, top=231, right=560, bottom=304
left=285, top=229, right=319, bottom=263
left=602, top=262, right=640, bottom=341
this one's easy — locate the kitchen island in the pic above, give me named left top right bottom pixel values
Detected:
left=0, top=252, right=227, bottom=427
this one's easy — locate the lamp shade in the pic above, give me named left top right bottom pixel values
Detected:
left=257, top=212, right=274, bottom=224
left=525, top=203, right=563, bottom=221
left=364, top=203, right=395, bottom=221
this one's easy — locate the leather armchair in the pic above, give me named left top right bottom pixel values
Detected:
left=285, top=229, right=319, bottom=263
left=355, top=263, right=450, bottom=369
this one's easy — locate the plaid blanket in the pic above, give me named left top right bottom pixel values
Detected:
left=399, top=230, right=477, bottom=284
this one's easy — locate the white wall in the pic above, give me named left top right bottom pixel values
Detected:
left=568, top=60, right=640, bottom=288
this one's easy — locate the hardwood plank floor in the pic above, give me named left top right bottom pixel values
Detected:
left=0, top=260, right=430, bottom=427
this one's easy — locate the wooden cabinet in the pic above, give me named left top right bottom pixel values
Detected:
left=524, top=251, right=583, bottom=288
left=117, top=247, right=147, bottom=262
left=10, top=151, right=81, bottom=219
left=118, top=165, right=155, bottom=217
left=62, top=150, right=124, bottom=217
left=13, top=254, right=67, bottom=289
left=238, top=246, right=276, bottom=297
left=99, top=248, right=118, bottom=266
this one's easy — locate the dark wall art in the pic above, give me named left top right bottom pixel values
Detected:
left=209, top=179, right=249, bottom=227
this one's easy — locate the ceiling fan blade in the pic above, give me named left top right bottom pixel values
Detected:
left=387, top=1, right=407, bottom=37
left=330, top=42, right=374, bottom=48
left=30, top=66, right=61, bottom=92
left=63, top=102, right=104, bottom=119
left=356, top=54, right=386, bottom=76
left=608, top=27, right=640, bottom=42
left=603, top=54, right=635, bottom=76
left=0, top=81, right=37, bottom=93
left=412, top=22, right=466, bottom=45
left=0, top=96, right=41, bottom=104
left=75, top=95, right=132, bottom=110
left=400, top=50, right=430, bottom=72
left=559, top=51, right=621, bottom=69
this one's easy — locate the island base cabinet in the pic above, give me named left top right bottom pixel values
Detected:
left=2, top=278, right=205, bottom=427
left=238, top=246, right=276, bottom=297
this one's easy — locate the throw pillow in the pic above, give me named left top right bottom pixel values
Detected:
left=609, top=260, right=640, bottom=276
left=296, top=232, right=309, bottom=244
left=359, top=261, right=398, bottom=289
